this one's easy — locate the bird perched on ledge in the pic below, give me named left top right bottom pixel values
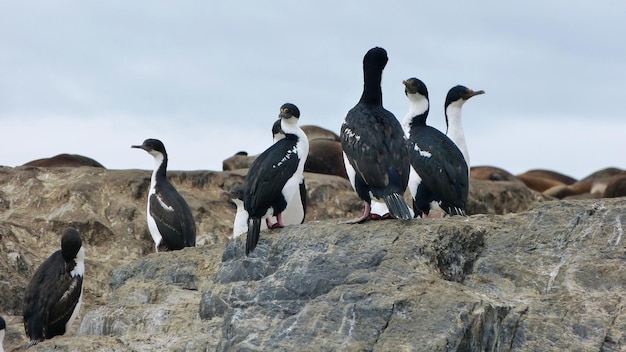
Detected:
left=23, top=228, right=85, bottom=347
left=132, top=138, right=196, bottom=252
left=401, top=77, right=469, bottom=217
left=340, top=46, right=412, bottom=223
left=243, top=103, right=309, bottom=255
left=444, top=85, right=484, bottom=173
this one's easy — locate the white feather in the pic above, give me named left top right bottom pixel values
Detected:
left=402, top=91, right=429, bottom=134
left=146, top=152, right=165, bottom=250
left=446, top=100, right=470, bottom=170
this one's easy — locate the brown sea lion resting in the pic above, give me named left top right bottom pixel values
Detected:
left=516, top=174, right=567, bottom=193
left=517, top=169, right=577, bottom=185
left=470, top=165, right=519, bottom=182
left=222, top=151, right=256, bottom=171
left=22, top=153, right=105, bottom=168
left=543, top=168, right=626, bottom=199
left=301, top=125, right=340, bottom=142
left=603, top=173, right=626, bottom=198
left=305, top=139, right=347, bottom=179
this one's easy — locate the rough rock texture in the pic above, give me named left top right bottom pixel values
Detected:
left=2, top=165, right=625, bottom=351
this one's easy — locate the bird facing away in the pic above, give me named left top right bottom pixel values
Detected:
left=402, top=77, right=469, bottom=217
left=243, top=103, right=309, bottom=255
left=23, top=228, right=85, bottom=348
left=132, top=138, right=196, bottom=252
left=444, top=85, right=484, bottom=171
left=340, top=46, right=412, bottom=223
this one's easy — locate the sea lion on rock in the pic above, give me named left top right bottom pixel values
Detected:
left=517, top=169, right=576, bottom=185
left=22, top=154, right=105, bottom=168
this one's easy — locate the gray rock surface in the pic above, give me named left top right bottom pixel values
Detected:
left=2, top=166, right=624, bottom=351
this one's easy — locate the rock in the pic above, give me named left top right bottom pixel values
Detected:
left=62, top=197, right=626, bottom=351
left=2, top=165, right=625, bottom=351
left=466, top=179, right=550, bottom=215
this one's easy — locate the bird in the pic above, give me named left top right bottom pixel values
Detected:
left=243, top=103, right=309, bottom=255
left=0, top=315, right=5, bottom=352
left=23, top=227, right=85, bottom=347
left=222, top=183, right=269, bottom=238
left=340, top=46, right=412, bottom=223
left=270, top=119, right=307, bottom=225
left=132, top=138, right=196, bottom=252
left=402, top=77, right=469, bottom=217
left=444, top=85, right=484, bottom=171
left=222, top=119, right=308, bottom=240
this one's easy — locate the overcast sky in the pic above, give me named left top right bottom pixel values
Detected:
left=1, top=1, right=624, bottom=179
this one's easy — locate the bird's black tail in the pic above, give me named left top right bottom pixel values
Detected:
left=445, top=205, right=466, bottom=217
left=383, top=193, right=413, bottom=220
left=246, top=217, right=262, bottom=255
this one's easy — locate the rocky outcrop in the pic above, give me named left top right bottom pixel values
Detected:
left=2, top=165, right=625, bottom=351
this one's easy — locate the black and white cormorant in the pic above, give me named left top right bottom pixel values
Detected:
left=0, top=315, right=5, bottom=352
left=402, top=77, right=469, bottom=217
left=243, top=103, right=309, bottom=255
left=23, top=228, right=85, bottom=347
left=340, top=46, right=412, bottom=223
left=445, top=85, right=484, bottom=171
left=132, top=138, right=196, bottom=252
left=270, top=118, right=307, bottom=225
left=222, top=183, right=266, bottom=238
left=222, top=120, right=307, bottom=240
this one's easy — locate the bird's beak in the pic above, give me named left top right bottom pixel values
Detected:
left=463, top=89, right=485, bottom=100
left=131, top=144, right=147, bottom=151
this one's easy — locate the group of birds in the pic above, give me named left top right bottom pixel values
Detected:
left=232, top=47, right=484, bottom=256
left=341, top=47, right=483, bottom=223
left=1, top=45, right=483, bottom=350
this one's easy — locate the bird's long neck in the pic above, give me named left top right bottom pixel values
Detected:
left=445, top=101, right=469, bottom=165
left=403, top=93, right=430, bottom=134
left=360, top=67, right=383, bottom=105
left=151, top=152, right=168, bottom=187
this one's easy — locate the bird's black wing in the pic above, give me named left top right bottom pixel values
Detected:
left=341, top=104, right=409, bottom=195
left=46, top=270, right=82, bottom=338
left=23, top=251, right=78, bottom=341
left=243, top=138, right=300, bottom=217
left=409, top=126, right=469, bottom=210
left=150, top=181, right=197, bottom=249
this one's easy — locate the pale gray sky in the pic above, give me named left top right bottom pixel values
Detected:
left=1, top=1, right=624, bottom=179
